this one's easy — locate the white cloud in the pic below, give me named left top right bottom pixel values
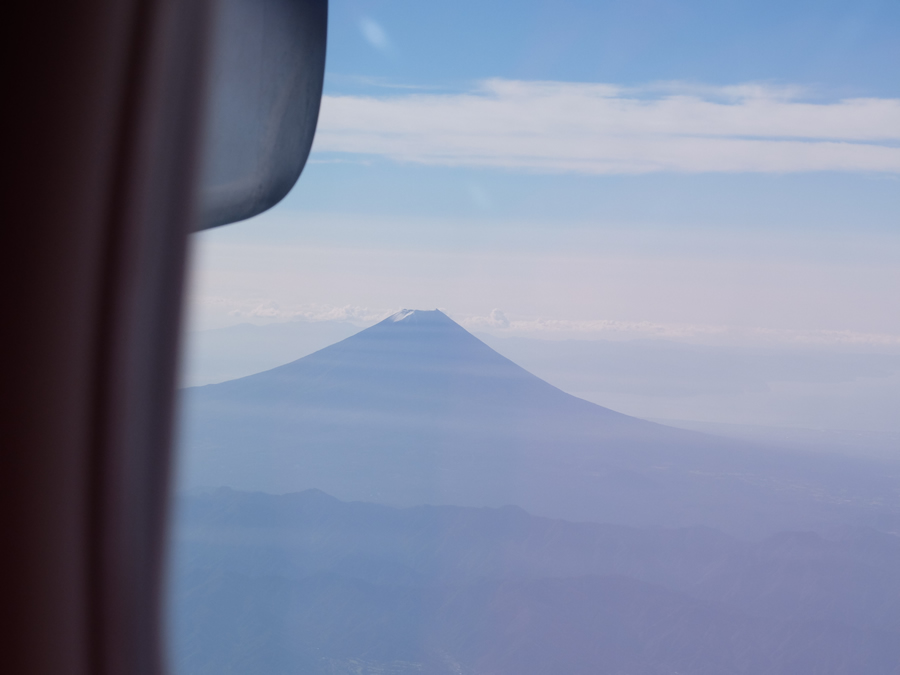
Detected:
left=314, top=79, right=900, bottom=174
left=197, top=297, right=900, bottom=347
left=457, top=312, right=900, bottom=347
left=217, top=299, right=397, bottom=325
left=459, top=315, right=727, bottom=339
left=463, top=309, right=510, bottom=330
left=359, top=18, right=391, bottom=51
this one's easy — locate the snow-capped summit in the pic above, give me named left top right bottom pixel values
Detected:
left=388, top=308, right=453, bottom=324
left=389, top=308, right=417, bottom=322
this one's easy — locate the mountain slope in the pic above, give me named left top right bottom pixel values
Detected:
left=188, top=309, right=646, bottom=429
left=179, top=310, right=900, bottom=536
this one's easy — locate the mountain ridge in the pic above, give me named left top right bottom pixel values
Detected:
left=168, top=488, right=900, bottom=675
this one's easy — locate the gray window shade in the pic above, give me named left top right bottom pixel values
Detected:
left=197, top=0, right=327, bottom=230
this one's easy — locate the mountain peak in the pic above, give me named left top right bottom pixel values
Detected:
left=385, top=308, right=453, bottom=325
left=181, top=305, right=739, bottom=532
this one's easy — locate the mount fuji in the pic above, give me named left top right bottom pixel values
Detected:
left=179, top=310, right=899, bottom=536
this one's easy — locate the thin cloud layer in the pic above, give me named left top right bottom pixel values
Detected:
left=196, top=296, right=900, bottom=347
left=210, top=299, right=397, bottom=325
left=314, top=80, right=900, bottom=174
left=459, top=313, right=900, bottom=347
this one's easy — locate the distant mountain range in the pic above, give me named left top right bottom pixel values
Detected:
left=168, top=488, right=900, bottom=675
left=179, top=309, right=900, bottom=537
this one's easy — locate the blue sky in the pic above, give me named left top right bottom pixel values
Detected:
left=188, top=0, right=899, bottom=347
left=322, top=0, right=900, bottom=96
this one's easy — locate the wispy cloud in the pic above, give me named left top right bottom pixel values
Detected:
left=314, top=79, right=900, bottom=174
left=359, top=17, right=391, bottom=52
left=459, top=312, right=900, bottom=347
left=196, top=297, right=900, bottom=347
left=201, top=299, right=398, bottom=325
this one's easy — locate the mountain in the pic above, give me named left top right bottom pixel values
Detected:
left=179, top=309, right=900, bottom=536
left=168, top=489, right=900, bottom=675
